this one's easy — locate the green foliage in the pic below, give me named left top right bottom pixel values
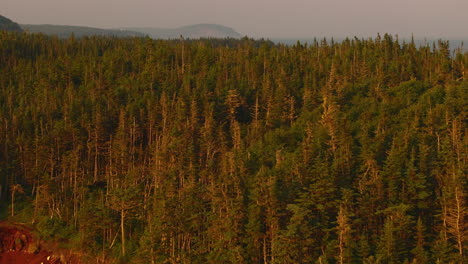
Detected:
left=36, top=216, right=74, bottom=242
left=0, top=32, right=466, bottom=263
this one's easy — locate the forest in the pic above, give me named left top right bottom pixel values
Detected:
left=0, top=32, right=466, bottom=263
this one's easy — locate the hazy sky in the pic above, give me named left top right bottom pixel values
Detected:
left=2, top=0, right=468, bottom=38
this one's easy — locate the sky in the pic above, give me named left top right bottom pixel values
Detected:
left=2, top=0, right=468, bottom=39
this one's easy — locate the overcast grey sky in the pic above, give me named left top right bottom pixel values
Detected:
left=2, top=0, right=467, bottom=38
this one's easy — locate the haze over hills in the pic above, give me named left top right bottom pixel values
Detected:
left=1, top=14, right=465, bottom=50
left=0, top=15, right=22, bottom=32
left=21, top=24, right=145, bottom=38
left=126, top=24, right=242, bottom=39
left=1, top=14, right=242, bottom=39
left=20, top=22, right=242, bottom=39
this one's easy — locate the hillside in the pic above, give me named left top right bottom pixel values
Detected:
left=21, top=24, right=144, bottom=38
left=0, top=34, right=466, bottom=263
left=20, top=23, right=240, bottom=39
left=0, top=15, right=22, bottom=32
left=127, top=23, right=242, bottom=39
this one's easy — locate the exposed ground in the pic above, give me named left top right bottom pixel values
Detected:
left=0, top=222, right=81, bottom=264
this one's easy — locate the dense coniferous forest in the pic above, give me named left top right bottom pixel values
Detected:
left=0, top=32, right=466, bottom=263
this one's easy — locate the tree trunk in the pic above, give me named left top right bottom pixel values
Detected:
left=454, top=187, right=464, bottom=257
left=11, top=188, right=15, bottom=216
left=121, top=208, right=126, bottom=256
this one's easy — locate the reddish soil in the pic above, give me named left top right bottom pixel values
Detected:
left=0, top=222, right=80, bottom=264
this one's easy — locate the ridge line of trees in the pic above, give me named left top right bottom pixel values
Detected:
left=0, top=32, right=466, bottom=263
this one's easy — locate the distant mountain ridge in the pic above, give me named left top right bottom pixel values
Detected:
left=0, top=15, right=23, bottom=32
left=0, top=14, right=241, bottom=39
left=19, top=23, right=241, bottom=40
left=21, top=24, right=145, bottom=38
left=126, top=24, right=242, bottom=39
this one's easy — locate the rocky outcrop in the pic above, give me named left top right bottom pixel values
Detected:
left=0, top=222, right=81, bottom=264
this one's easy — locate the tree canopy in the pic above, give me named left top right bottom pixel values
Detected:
left=0, top=32, right=466, bottom=263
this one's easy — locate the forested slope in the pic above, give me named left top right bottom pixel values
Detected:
left=0, top=32, right=466, bottom=263
left=21, top=24, right=144, bottom=38
left=0, top=15, right=22, bottom=32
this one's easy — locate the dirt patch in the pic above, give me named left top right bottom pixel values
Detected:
left=0, top=222, right=80, bottom=264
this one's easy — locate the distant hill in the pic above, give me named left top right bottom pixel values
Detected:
left=0, top=15, right=23, bottom=32
left=127, top=24, right=242, bottom=39
left=21, top=24, right=145, bottom=38
left=19, top=23, right=240, bottom=39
